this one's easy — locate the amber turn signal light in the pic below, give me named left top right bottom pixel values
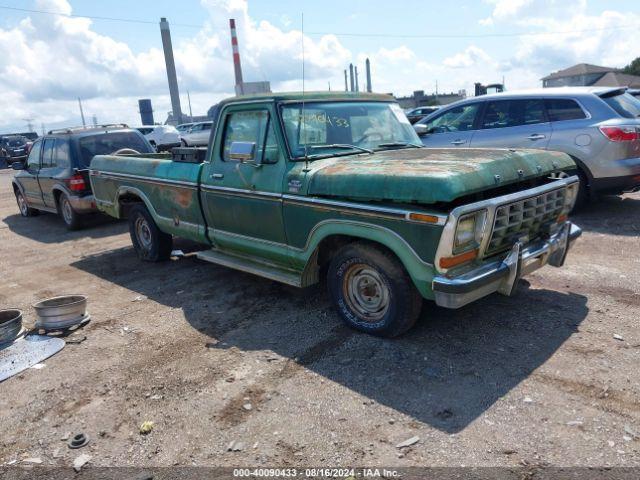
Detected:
left=407, top=212, right=441, bottom=224
left=439, top=249, right=478, bottom=269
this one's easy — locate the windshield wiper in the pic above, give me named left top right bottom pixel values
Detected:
left=307, top=144, right=374, bottom=154
left=376, top=142, right=423, bottom=149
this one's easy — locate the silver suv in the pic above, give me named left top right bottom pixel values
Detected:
left=414, top=87, right=640, bottom=203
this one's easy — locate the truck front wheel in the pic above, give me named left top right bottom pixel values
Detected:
left=128, top=204, right=173, bottom=262
left=327, top=242, right=422, bottom=337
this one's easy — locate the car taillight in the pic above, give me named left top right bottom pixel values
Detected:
left=67, top=173, right=86, bottom=192
left=599, top=126, right=640, bottom=142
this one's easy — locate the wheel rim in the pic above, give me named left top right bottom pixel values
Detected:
left=135, top=216, right=153, bottom=250
left=342, top=263, right=390, bottom=322
left=17, top=193, right=28, bottom=216
left=61, top=198, right=73, bottom=224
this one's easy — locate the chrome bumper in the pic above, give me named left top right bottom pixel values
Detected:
left=432, top=222, right=581, bottom=309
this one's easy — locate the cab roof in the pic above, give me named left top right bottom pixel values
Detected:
left=218, top=91, right=394, bottom=107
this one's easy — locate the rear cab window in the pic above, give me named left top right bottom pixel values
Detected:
left=78, top=131, right=152, bottom=167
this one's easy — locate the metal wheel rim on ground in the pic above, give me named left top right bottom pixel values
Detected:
left=342, top=263, right=390, bottom=322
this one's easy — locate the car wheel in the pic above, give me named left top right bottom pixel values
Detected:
left=327, top=242, right=422, bottom=337
left=181, top=139, right=189, bottom=147
left=571, top=170, right=590, bottom=211
left=15, top=190, right=38, bottom=217
left=128, top=204, right=172, bottom=262
left=58, top=193, right=83, bottom=230
left=149, top=140, right=157, bottom=151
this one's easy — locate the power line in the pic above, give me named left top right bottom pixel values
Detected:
left=1, top=4, right=638, bottom=39
left=0, top=5, right=201, bottom=28
left=306, top=24, right=640, bottom=39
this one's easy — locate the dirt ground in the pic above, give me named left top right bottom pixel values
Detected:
left=0, top=166, right=639, bottom=469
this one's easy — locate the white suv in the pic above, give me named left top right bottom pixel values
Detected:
left=135, top=125, right=180, bottom=152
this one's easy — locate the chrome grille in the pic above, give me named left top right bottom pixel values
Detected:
left=485, top=187, right=566, bottom=256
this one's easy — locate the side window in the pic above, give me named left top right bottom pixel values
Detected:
left=482, top=100, right=546, bottom=129
left=545, top=99, right=586, bottom=122
left=41, top=138, right=56, bottom=168
left=54, top=139, right=71, bottom=168
left=26, top=140, right=42, bottom=170
left=203, top=123, right=212, bottom=131
left=426, top=103, right=481, bottom=133
left=262, top=120, right=280, bottom=165
left=222, top=110, right=269, bottom=162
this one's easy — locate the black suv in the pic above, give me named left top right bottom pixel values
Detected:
left=1, top=135, right=29, bottom=166
left=12, top=124, right=153, bottom=230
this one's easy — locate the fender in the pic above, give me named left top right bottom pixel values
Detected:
left=295, top=219, right=438, bottom=299
left=114, top=186, right=159, bottom=220
left=11, top=180, right=25, bottom=196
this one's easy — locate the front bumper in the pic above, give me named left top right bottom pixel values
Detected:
left=432, top=222, right=581, bottom=309
left=67, top=194, right=97, bottom=214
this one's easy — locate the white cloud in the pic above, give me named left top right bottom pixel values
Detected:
left=443, top=46, right=493, bottom=69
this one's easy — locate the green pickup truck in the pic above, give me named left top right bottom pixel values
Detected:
left=90, top=92, right=581, bottom=337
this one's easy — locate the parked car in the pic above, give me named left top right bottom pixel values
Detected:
left=175, top=122, right=195, bottom=133
left=135, top=125, right=180, bottom=151
left=90, top=92, right=581, bottom=337
left=405, top=106, right=440, bottom=124
left=12, top=124, right=154, bottom=230
left=414, top=87, right=640, bottom=205
left=0, top=135, right=29, bottom=165
left=180, top=121, right=213, bottom=146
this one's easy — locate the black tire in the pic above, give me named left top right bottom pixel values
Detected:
left=327, top=242, right=422, bottom=337
left=572, top=170, right=590, bottom=211
left=58, top=193, right=83, bottom=230
left=15, top=190, right=38, bottom=217
left=128, top=204, right=172, bottom=262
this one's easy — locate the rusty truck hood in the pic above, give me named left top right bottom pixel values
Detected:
left=305, top=148, right=575, bottom=204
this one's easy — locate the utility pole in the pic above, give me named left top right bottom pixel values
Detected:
left=41, top=123, right=45, bottom=136
left=349, top=63, right=354, bottom=92
left=365, top=58, right=372, bottom=92
left=160, top=17, right=183, bottom=124
left=92, top=115, right=98, bottom=127
left=355, top=66, right=359, bottom=92
left=78, top=98, right=86, bottom=127
left=187, top=90, right=193, bottom=118
left=344, top=69, right=348, bottom=91
left=22, top=118, right=34, bottom=132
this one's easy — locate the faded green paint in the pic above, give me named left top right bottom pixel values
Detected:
left=305, top=148, right=575, bottom=204
left=90, top=93, right=577, bottom=299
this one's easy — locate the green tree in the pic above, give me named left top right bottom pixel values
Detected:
left=622, top=57, right=640, bottom=76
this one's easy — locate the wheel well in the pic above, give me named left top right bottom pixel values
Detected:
left=53, top=189, right=63, bottom=209
left=117, top=193, right=144, bottom=218
left=12, top=183, right=20, bottom=195
left=314, top=235, right=401, bottom=278
left=568, top=155, right=592, bottom=185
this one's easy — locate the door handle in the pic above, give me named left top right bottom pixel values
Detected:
left=450, top=139, right=466, bottom=145
left=210, top=173, right=224, bottom=179
left=527, top=134, right=546, bottom=140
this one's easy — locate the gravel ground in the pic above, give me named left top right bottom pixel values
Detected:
left=0, top=167, right=639, bottom=469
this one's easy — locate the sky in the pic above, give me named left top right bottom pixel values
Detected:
left=1, top=0, right=639, bottom=133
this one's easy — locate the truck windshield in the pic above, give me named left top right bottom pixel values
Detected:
left=281, top=101, right=421, bottom=159
left=78, top=132, right=153, bottom=167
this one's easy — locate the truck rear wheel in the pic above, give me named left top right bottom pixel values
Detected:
left=327, top=242, right=422, bottom=337
left=128, top=204, right=172, bottom=262
left=59, top=193, right=83, bottom=230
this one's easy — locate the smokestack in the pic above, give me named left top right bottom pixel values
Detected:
left=229, top=19, right=244, bottom=95
left=344, top=69, right=348, bottom=92
left=355, top=66, right=359, bottom=92
left=349, top=63, right=354, bottom=92
left=138, top=99, right=154, bottom=125
left=160, top=17, right=183, bottom=124
left=365, top=58, right=372, bottom=93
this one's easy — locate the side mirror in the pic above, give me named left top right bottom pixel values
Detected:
left=12, top=162, right=24, bottom=170
left=229, top=141, right=259, bottom=163
left=413, top=124, right=429, bottom=136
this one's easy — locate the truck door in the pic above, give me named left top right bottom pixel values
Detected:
left=470, top=99, right=551, bottom=149
left=200, top=104, right=288, bottom=260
